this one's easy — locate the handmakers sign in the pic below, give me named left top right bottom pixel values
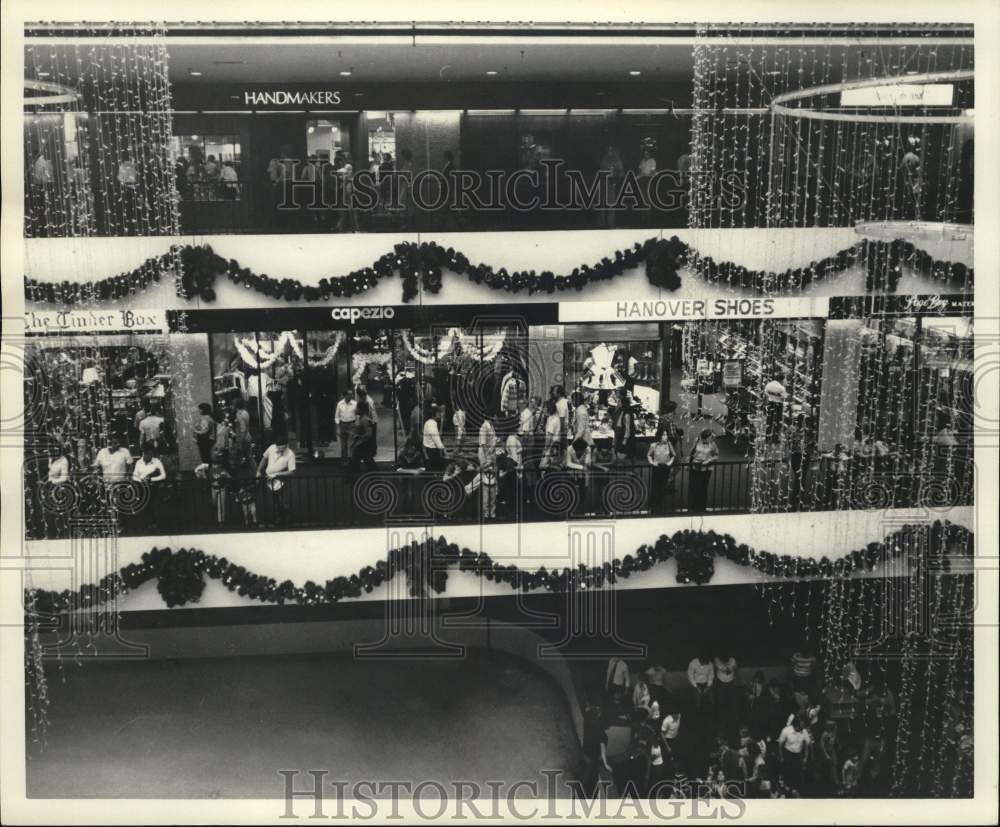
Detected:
left=244, top=90, right=342, bottom=107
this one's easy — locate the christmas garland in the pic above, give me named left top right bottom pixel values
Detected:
left=26, top=521, right=970, bottom=613
left=23, top=238, right=973, bottom=306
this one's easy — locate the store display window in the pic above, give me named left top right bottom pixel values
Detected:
left=856, top=318, right=919, bottom=453
left=669, top=319, right=824, bottom=461
left=917, top=317, right=974, bottom=453
left=209, top=328, right=397, bottom=464
left=365, top=112, right=395, bottom=169
left=858, top=317, right=974, bottom=458
left=562, top=323, right=663, bottom=451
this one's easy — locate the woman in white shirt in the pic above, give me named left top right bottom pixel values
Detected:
left=422, top=406, right=447, bottom=471
left=132, top=444, right=167, bottom=527
left=47, top=445, right=73, bottom=486
left=778, top=715, right=812, bottom=793
left=647, top=427, right=678, bottom=511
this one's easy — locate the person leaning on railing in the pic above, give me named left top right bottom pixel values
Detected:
left=132, top=442, right=166, bottom=529
left=687, top=429, right=719, bottom=513
left=47, top=443, right=74, bottom=486
left=257, top=434, right=296, bottom=525
left=647, top=426, right=678, bottom=511
left=613, top=389, right=637, bottom=465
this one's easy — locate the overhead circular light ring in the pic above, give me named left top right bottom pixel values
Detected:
left=853, top=220, right=973, bottom=244
left=769, top=69, right=974, bottom=125
left=24, top=79, right=81, bottom=108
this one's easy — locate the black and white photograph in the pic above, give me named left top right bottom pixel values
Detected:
left=1, top=2, right=997, bottom=824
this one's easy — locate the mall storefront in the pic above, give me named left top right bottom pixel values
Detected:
left=27, top=75, right=698, bottom=237
left=23, top=298, right=974, bottom=538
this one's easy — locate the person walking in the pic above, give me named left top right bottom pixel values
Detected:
left=132, top=442, right=167, bottom=528
left=422, top=404, right=447, bottom=471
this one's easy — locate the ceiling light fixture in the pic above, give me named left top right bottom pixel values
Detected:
left=188, top=69, right=203, bottom=77
left=486, top=70, right=499, bottom=76
left=340, top=70, right=353, bottom=77
left=629, top=70, right=642, bottom=76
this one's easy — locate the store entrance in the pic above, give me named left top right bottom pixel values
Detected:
left=210, top=328, right=397, bottom=464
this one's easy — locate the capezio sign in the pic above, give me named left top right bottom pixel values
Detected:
left=330, top=306, right=395, bottom=324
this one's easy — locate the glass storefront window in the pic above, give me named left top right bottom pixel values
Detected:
left=306, top=119, right=349, bottom=163
left=210, top=329, right=400, bottom=465
left=26, top=340, right=178, bottom=462
left=171, top=134, right=242, bottom=201
left=917, top=318, right=974, bottom=454
left=366, top=112, right=396, bottom=171
left=346, top=329, right=395, bottom=463
left=394, top=326, right=527, bottom=459
left=211, top=330, right=309, bottom=455
left=24, top=112, right=95, bottom=237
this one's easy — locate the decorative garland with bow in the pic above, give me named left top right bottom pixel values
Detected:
left=23, top=238, right=973, bottom=307
left=233, top=330, right=345, bottom=371
left=350, top=352, right=393, bottom=385
left=400, top=328, right=507, bottom=364
left=26, top=521, right=970, bottom=613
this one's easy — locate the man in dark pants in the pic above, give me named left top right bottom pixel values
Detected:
left=334, top=389, right=356, bottom=463
left=763, top=371, right=788, bottom=445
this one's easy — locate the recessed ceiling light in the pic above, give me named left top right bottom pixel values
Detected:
left=37, top=71, right=50, bottom=77
left=486, top=70, right=499, bottom=76
left=629, top=70, right=642, bottom=76
left=188, top=69, right=203, bottom=77
left=340, top=70, right=352, bottom=77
